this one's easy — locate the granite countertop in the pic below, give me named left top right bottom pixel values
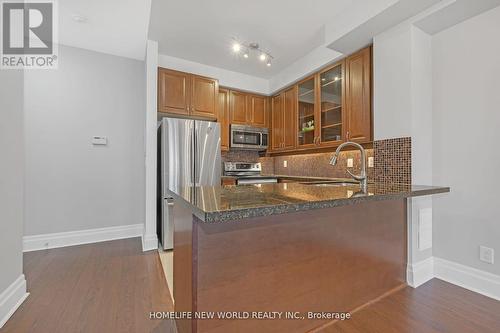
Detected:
left=169, top=182, right=450, bottom=223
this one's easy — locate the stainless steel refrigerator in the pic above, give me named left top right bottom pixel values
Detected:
left=157, top=117, right=221, bottom=250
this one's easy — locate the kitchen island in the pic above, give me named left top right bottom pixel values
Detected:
left=169, top=182, right=449, bottom=333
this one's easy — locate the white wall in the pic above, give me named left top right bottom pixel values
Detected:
left=373, top=23, right=412, bottom=140
left=373, top=22, right=434, bottom=281
left=143, top=40, right=159, bottom=251
left=24, top=45, right=145, bottom=236
left=158, top=54, right=269, bottom=95
left=432, top=5, right=500, bottom=276
left=0, top=69, right=27, bottom=326
left=268, top=46, right=343, bottom=94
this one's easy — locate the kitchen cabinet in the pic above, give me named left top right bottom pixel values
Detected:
left=247, top=94, right=267, bottom=127
left=218, top=88, right=230, bottom=151
left=269, top=46, right=372, bottom=154
left=158, top=67, right=218, bottom=119
left=221, top=177, right=237, bottom=186
left=283, top=88, right=296, bottom=150
left=271, top=94, right=283, bottom=150
left=319, top=61, right=345, bottom=146
left=229, top=90, right=248, bottom=125
left=229, top=90, right=268, bottom=127
left=271, top=88, right=296, bottom=151
left=345, top=46, right=371, bottom=143
left=297, top=76, right=318, bottom=149
left=158, top=68, right=190, bottom=115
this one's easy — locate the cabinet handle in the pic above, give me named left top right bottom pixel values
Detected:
left=346, top=131, right=350, bottom=140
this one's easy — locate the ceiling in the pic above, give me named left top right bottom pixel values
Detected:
left=58, top=0, right=151, bottom=60
left=148, top=0, right=356, bottom=79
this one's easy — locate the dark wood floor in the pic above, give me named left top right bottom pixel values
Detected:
left=0, top=238, right=176, bottom=333
left=1, top=238, right=499, bottom=333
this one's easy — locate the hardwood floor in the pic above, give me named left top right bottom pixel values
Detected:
left=320, top=279, right=500, bottom=333
left=1, top=238, right=499, bottom=333
left=0, top=238, right=176, bottom=333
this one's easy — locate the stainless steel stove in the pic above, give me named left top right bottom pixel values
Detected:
left=224, top=162, right=278, bottom=185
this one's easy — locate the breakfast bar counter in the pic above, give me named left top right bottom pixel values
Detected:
left=170, top=182, right=449, bottom=333
left=169, top=182, right=449, bottom=223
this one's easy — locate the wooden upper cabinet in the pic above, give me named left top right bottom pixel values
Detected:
left=229, top=91, right=248, bottom=125
left=271, top=95, right=283, bottom=150
left=297, top=76, right=318, bottom=148
left=345, top=47, right=372, bottom=143
left=270, top=89, right=295, bottom=151
left=218, top=88, right=230, bottom=151
left=247, top=95, right=267, bottom=127
left=157, top=67, right=218, bottom=119
left=191, top=75, right=218, bottom=118
left=158, top=68, right=190, bottom=115
left=282, top=87, right=296, bottom=150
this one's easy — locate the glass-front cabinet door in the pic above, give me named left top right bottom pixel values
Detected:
left=319, top=62, right=344, bottom=145
left=297, top=77, right=317, bottom=147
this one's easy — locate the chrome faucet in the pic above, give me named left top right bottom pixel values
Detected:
left=329, top=141, right=367, bottom=192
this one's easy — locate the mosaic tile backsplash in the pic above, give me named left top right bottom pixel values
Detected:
left=223, top=137, right=411, bottom=184
left=373, top=137, right=411, bottom=184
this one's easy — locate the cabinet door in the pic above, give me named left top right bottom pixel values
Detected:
left=345, top=47, right=371, bottom=143
left=158, top=68, right=190, bottom=115
left=271, top=95, right=283, bottom=150
left=247, top=95, right=267, bottom=127
left=283, top=88, right=296, bottom=150
left=229, top=91, right=248, bottom=125
left=319, top=62, right=344, bottom=146
left=218, top=88, right=230, bottom=151
left=191, top=75, right=218, bottom=118
left=297, top=76, right=317, bottom=148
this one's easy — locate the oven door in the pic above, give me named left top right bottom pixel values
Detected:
left=237, top=177, right=278, bottom=185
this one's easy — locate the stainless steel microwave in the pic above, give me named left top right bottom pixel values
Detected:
left=230, top=124, right=268, bottom=150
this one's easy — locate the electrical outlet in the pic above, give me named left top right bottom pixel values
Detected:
left=347, top=158, right=353, bottom=168
left=368, top=156, right=374, bottom=168
left=480, top=246, right=494, bottom=264
left=283, top=160, right=287, bottom=168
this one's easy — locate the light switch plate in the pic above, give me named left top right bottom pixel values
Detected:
left=418, top=208, right=432, bottom=250
left=283, top=160, right=287, bottom=168
left=368, top=156, right=374, bottom=168
left=347, top=158, right=354, bottom=168
left=480, top=246, right=494, bottom=264
left=92, top=136, right=107, bottom=145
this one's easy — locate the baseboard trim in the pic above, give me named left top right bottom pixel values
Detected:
left=142, top=233, right=158, bottom=252
left=407, top=257, right=434, bottom=287
left=0, top=274, right=29, bottom=329
left=434, top=257, right=500, bottom=301
left=23, top=224, right=143, bottom=252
